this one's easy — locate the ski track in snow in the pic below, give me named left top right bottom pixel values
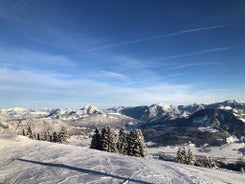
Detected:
left=1, top=134, right=245, bottom=184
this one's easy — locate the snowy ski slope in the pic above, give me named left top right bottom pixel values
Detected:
left=0, top=135, right=245, bottom=184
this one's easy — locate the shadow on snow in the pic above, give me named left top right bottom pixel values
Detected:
left=16, top=158, right=152, bottom=184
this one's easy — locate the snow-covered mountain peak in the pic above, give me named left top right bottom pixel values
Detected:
left=81, top=104, right=104, bottom=115
left=10, top=107, right=28, bottom=112
left=224, top=100, right=245, bottom=104
left=215, top=100, right=245, bottom=108
left=107, top=106, right=130, bottom=113
left=59, top=108, right=74, bottom=115
left=1, top=107, right=27, bottom=113
left=152, top=103, right=173, bottom=111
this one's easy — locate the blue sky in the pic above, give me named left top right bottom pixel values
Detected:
left=0, top=0, right=245, bottom=108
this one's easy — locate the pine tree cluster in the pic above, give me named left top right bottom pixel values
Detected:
left=176, top=147, right=217, bottom=168
left=204, top=157, right=217, bottom=168
left=176, top=147, right=195, bottom=165
left=90, top=126, right=147, bottom=157
left=22, top=126, right=69, bottom=144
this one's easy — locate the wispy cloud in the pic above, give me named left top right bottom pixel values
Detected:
left=112, top=56, right=158, bottom=69
left=168, top=62, right=222, bottom=70
left=199, top=88, right=237, bottom=93
left=0, top=48, right=75, bottom=68
left=0, top=67, right=109, bottom=107
left=162, top=73, right=190, bottom=78
left=1, top=67, right=243, bottom=108
left=86, top=25, right=232, bottom=52
left=0, top=67, right=196, bottom=108
left=0, top=1, right=99, bottom=52
left=160, top=47, right=235, bottom=61
left=192, top=88, right=242, bottom=104
left=96, top=71, right=130, bottom=82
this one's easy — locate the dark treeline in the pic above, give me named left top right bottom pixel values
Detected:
left=90, top=126, right=147, bottom=157
left=22, top=126, right=69, bottom=144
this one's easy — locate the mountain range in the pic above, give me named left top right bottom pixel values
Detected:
left=111, top=100, right=245, bottom=146
left=0, top=100, right=244, bottom=147
left=0, top=105, right=138, bottom=137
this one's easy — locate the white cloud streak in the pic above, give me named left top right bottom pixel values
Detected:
left=0, top=48, right=75, bottom=68
left=1, top=67, right=243, bottom=108
left=96, top=71, right=130, bottom=81
left=0, top=67, right=195, bottom=108
left=86, top=25, right=232, bottom=52
left=162, top=73, right=190, bottom=78
left=168, top=62, right=222, bottom=70
left=113, top=56, right=158, bottom=69
left=160, top=47, right=235, bottom=61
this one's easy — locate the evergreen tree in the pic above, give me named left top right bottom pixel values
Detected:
left=43, top=131, right=52, bottom=141
left=90, top=128, right=102, bottom=150
left=58, top=126, right=69, bottom=144
left=186, top=148, right=195, bottom=165
left=101, top=126, right=117, bottom=153
left=127, top=130, right=135, bottom=156
left=37, top=133, right=40, bottom=140
left=101, top=127, right=107, bottom=151
left=27, top=126, right=34, bottom=139
left=33, top=131, right=36, bottom=140
left=204, top=157, right=217, bottom=168
left=43, top=131, right=48, bottom=141
left=127, top=129, right=147, bottom=157
left=49, top=134, right=53, bottom=142
left=134, top=129, right=147, bottom=157
left=182, top=147, right=187, bottom=164
left=22, top=129, right=26, bottom=136
left=52, top=131, right=58, bottom=142
left=177, top=147, right=182, bottom=163
left=176, top=147, right=187, bottom=164
left=117, top=128, right=128, bottom=155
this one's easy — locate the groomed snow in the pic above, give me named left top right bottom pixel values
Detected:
left=0, top=135, right=245, bottom=184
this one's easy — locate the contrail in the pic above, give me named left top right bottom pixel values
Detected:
left=160, top=46, right=235, bottom=61
left=86, top=24, right=232, bottom=52
left=168, top=62, right=222, bottom=70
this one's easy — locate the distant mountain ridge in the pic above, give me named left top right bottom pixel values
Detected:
left=110, top=100, right=245, bottom=146
left=109, top=103, right=206, bottom=122
left=0, top=104, right=138, bottom=136
left=110, top=100, right=245, bottom=123
left=0, top=100, right=244, bottom=147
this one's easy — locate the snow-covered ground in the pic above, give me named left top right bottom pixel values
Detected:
left=70, top=136, right=245, bottom=164
left=147, top=142, right=245, bottom=163
left=1, top=135, right=245, bottom=184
